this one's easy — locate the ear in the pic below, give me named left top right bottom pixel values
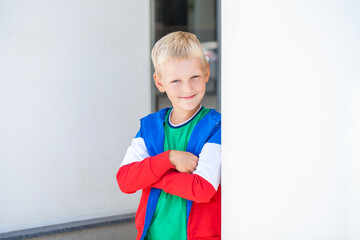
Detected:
left=204, top=63, right=210, bottom=83
left=154, top=73, right=165, bottom=92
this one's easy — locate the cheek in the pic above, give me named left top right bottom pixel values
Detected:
left=166, top=86, right=181, bottom=97
left=195, top=81, right=207, bottom=92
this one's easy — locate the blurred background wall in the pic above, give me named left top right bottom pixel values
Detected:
left=222, top=0, right=360, bottom=239
left=0, top=0, right=150, bottom=233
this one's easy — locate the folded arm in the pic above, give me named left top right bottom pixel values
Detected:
left=151, top=142, right=221, bottom=203
left=151, top=170, right=216, bottom=203
left=116, top=136, right=174, bottom=193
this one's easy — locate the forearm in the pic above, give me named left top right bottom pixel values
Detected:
left=117, top=150, right=174, bottom=193
left=151, top=141, right=221, bottom=203
left=150, top=170, right=217, bottom=203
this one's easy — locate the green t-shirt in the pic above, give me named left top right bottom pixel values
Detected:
left=145, top=106, right=210, bottom=240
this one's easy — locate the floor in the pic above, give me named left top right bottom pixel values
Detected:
left=29, top=221, right=137, bottom=240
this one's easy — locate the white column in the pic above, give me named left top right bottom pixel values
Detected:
left=222, top=1, right=360, bottom=239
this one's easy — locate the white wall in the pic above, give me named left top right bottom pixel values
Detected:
left=0, top=0, right=150, bottom=233
left=222, top=0, right=360, bottom=239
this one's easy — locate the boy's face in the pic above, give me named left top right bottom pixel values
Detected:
left=154, top=57, right=210, bottom=116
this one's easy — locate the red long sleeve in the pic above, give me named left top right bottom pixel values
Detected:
left=116, top=150, right=174, bottom=193
left=150, top=170, right=217, bottom=203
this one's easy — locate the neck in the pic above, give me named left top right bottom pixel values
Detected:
left=170, top=105, right=202, bottom=125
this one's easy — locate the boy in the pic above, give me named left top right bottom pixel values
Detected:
left=116, top=31, right=221, bottom=240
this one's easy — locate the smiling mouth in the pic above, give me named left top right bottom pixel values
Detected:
left=180, top=94, right=197, bottom=100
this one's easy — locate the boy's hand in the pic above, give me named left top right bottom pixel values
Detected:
left=169, top=150, right=199, bottom=174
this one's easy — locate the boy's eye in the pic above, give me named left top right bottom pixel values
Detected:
left=191, top=75, right=200, bottom=79
left=171, top=80, right=180, bottom=83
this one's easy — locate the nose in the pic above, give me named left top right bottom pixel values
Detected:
left=182, top=80, right=193, bottom=93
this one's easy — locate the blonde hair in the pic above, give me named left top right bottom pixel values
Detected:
left=151, top=31, right=207, bottom=75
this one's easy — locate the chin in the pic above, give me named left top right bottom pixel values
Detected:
left=181, top=103, right=202, bottom=112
